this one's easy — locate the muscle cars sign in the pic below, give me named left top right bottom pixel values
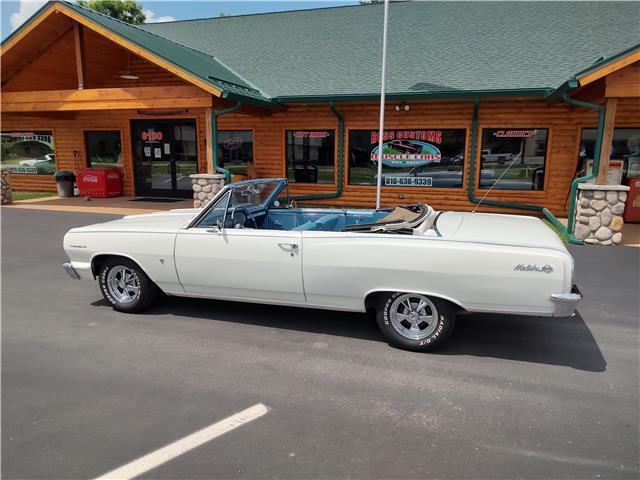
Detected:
left=370, top=130, right=442, bottom=167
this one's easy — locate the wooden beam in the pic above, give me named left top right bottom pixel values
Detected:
left=1, top=85, right=213, bottom=111
left=205, top=107, right=214, bottom=174
left=606, top=83, right=640, bottom=97
left=73, top=23, right=86, bottom=89
left=596, top=97, right=618, bottom=185
left=578, top=50, right=640, bottom=86
left=2, top=85, right=210, bottom=102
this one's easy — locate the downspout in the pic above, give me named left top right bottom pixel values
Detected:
left=291, top=100, right=344, bottom=201
left=466, top=96, right=585, bottom=244
left=212, top=101, right=242, bottom=184
left=561, top=90, right=606, bottom=232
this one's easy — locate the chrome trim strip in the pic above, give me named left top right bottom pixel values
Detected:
left=62, top=261, right=80, bottom=280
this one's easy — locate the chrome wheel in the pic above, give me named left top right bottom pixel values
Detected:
left=389, top=293, right=439, bottom=340
left=106, top=266, right=140, bottom=304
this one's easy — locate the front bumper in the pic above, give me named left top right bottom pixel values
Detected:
left=550, top=283, right=583, bottom=317
left=62, top=261, right=81, bottom=280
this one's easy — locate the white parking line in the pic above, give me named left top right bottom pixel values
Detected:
left=95, top=403, right=269, bottom=480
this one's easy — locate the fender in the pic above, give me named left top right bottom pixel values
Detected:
left=363, top=288, right=468, bottom=312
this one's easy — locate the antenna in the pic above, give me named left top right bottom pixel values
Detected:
left=472, top=152, right=521, bottom=213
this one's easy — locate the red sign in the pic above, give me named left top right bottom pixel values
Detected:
left=141, top=130, right=163, bottom=142
left=371, top=130, right=442, bottom=145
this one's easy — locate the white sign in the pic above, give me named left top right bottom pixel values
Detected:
left=144, top=147, right=151, bottom=157
left=8, top=166, right=38, bottom=174
left=154, top=148, right=161, bottom=159
left=384, top=176, right=433, bottom=187
left=164, top=143, right=170, bottom=154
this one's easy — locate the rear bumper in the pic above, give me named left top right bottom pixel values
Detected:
left=550, top=283, right=583, bottom=317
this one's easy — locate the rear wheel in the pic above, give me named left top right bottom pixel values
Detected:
left=98, top=258, right=158, bottom=313
left=375, top=292, right=455, bottom=351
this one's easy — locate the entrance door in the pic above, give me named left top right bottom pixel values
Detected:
left=131, top=119, right=198, bottom=198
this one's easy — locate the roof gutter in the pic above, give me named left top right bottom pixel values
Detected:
left=212, top=101, right=242, bottom=183
left=291, top=101, right=344, bottom=202
left=275, top=88, right=552, bottom=104
left=466, top=96, right=584, bottom=245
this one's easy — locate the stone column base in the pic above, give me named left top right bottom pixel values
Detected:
left=190, top=173, right=226, bottom=208
left=573, top=183, right=629, bottom=245
left=1, top=168, right=12, bottom=205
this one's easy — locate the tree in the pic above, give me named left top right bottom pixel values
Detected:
left=218, top=11, right=230, bottom=17
left=77, top=0, right=146, bottom=24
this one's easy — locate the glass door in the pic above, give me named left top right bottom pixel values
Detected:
left=131, top=119, right=198, bottom=198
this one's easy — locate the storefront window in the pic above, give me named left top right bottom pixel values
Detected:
left=579, top=128, right=640, bottom=182
left=286, top=130, right=335, bottom=184
left=479, top=128, right=548, bottom=190
left=85, top=131, right=121, bottom=167
left=0, top=131, right=55, bottom=175
left=348, top=129, right=466, bottom=187
left=218, top=131, right=253, bottom=176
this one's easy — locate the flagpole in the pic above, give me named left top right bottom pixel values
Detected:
left=375, top=0, right=390, bottom=210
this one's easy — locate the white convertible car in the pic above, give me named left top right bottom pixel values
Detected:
left=63, top=178, right=582, bottom=351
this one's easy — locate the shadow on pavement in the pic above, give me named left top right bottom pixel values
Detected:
left=441, top=311, right=606, bottom=372
left=93, top=295, right=606, bottom=372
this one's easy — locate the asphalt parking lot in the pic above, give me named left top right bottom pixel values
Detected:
left=2, top=208, right=639, bottom=479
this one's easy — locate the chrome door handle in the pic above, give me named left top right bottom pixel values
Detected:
left=278, top=242, right=298, bottom=249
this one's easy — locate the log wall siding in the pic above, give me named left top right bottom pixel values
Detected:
left=3, top=109, right=209, bottom=195
left=3, top=97, right=639, bottom=215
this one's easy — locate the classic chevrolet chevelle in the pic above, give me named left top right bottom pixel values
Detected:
left=63, top=178, right=582, bottom=351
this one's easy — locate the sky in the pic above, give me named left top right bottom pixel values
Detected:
left=1, top=0, right=358, bottom=40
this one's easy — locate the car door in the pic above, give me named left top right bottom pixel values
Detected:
left=174, top=190, right=305, bottom=303
left=175, top=227, right=305, bottom=303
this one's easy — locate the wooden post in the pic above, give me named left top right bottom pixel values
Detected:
left=73, top=23, right=86, bottom=89
left=205, top=107, right=214, bottom=174
left=596, top=97, right=618, bottom=184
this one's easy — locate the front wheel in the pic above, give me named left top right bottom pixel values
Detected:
left=375, top=292, right=455, bottom=352
left=99, top=258, right=158, bottom=313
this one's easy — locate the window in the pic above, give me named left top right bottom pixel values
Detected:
left=479, top=128, right=548, bottom=190
left=579, top=128, right=640, bottom=182
left=218, top=131, right=253, bottom=176
left=85, top=131, right=121, bottom=167
left=0, top=131, right=56, bottom=175
left=348, top=129, right=466, bottom=188
left=286, top=130, right=335, bottom=183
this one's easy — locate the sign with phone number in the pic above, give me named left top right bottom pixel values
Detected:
left=384, top=177, right=433, bottom=187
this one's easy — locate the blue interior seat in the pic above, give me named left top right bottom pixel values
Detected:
left=292, top=214, right=341, bottom=231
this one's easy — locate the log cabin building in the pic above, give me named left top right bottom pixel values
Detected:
left=1, top=1, right=639, bottom=217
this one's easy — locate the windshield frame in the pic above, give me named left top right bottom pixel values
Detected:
left=187, top=178, right=287, bottom=229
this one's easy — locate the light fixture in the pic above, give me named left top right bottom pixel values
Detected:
left=394, top=102, right=410, bottom=112
left=119, top=53, right=139, bottom=80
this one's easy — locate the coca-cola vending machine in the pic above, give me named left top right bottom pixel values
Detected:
left=76, top=168, right=122, bottom=198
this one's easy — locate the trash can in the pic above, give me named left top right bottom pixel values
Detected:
left=54, top=170, right=75, bottom=197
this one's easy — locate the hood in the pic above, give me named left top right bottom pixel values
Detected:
left=435, top=212, right=567, bottom=252
left=70, top=208, right=201, bottom=233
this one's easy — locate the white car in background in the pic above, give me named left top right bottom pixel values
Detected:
left=62, top=178, right=581, bottom=352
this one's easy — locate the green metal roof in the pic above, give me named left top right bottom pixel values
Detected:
left=140, top=1, right=639, bottom=100
left=4, top=1, right=639, bottom=104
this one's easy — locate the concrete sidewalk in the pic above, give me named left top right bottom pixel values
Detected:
left=3, top=195, right=193, bottom=216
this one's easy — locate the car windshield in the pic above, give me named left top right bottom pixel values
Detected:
left=229, top=180, right=281, bottom=209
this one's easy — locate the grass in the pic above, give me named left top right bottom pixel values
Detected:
left=11, top=191, right=57, bottom=201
